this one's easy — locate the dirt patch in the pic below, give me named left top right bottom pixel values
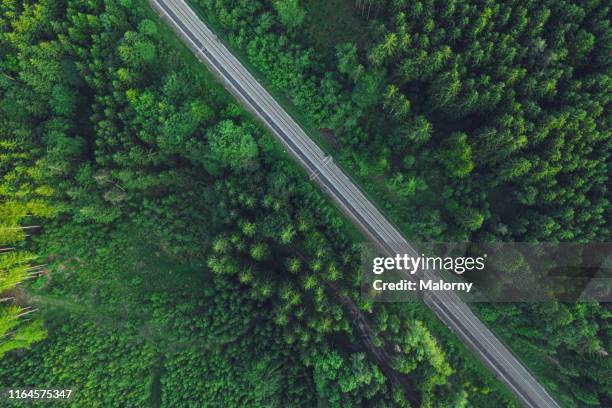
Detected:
left=319, top=128, right=340, bottom=150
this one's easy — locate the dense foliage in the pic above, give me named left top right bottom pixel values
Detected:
left=0, top=7, right=54, bottom=355
left=188, top=0, right=611, bottom=406
left=0, top=0, right=609, bottom=407
left=195, top=0, right=610, bottom=243
left=0, top=0, right=516, bottom=406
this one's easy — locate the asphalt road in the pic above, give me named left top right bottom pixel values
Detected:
left=151, top=1, right=562, bottom=407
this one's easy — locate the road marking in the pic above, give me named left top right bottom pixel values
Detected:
left=309, top=156, right=333, bottom=180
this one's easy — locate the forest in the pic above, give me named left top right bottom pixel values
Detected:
left=188, top=0, right=611, bottom=404
left=0, top=0, right=610, bottom=407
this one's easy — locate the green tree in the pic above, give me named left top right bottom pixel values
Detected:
left=273, top=0, right=305, bottom=31
left=206, top=120, right=259, bottom=174
left=440, top=132, right=474, bottom=178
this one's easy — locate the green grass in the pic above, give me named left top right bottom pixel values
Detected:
left=32, top=230, right=206, bottom=326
